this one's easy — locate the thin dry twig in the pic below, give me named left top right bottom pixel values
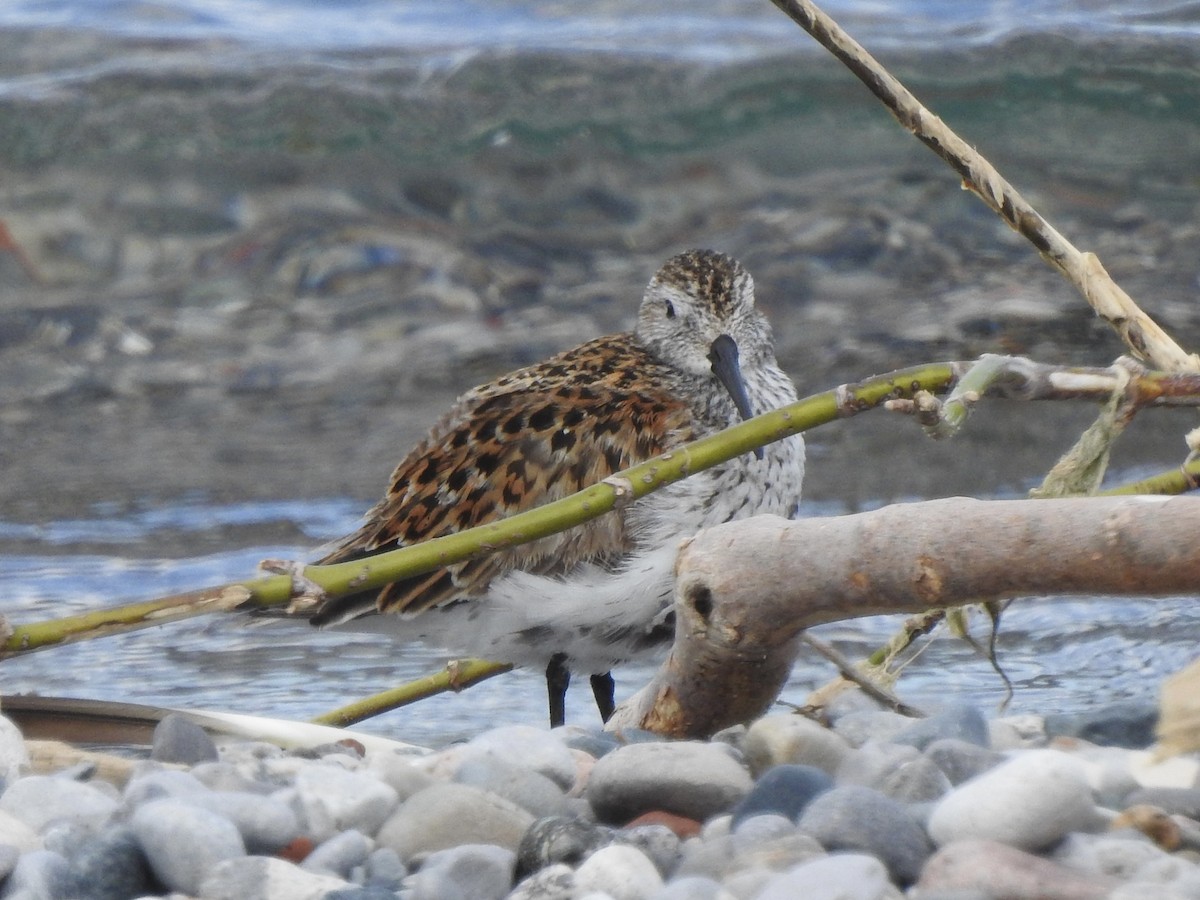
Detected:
left=768, top=0, right=1200, bottom=376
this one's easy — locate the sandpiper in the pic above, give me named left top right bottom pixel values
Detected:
left=308, top=249, right=806, bottom=726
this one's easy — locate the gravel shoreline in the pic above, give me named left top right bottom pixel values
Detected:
left=1, top=694, right=1196, bottom=899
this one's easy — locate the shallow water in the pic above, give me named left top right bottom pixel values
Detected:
left=3, top=493, right=1196, bottom=747
left=1, top=0, right=1197, bottom=58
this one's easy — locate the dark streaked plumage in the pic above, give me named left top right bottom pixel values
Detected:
left=306, top=249, right=806, bottom=725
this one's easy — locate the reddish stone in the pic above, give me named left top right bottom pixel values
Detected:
left=625, top=810, right=702, bottom=838
left=277, top=836, right=314, bottom=863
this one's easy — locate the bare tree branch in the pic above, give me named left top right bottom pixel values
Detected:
left=610, top=496, right=1200, bottom=737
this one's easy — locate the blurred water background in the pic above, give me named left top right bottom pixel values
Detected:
left=1, top=0, right=1199, bottom=745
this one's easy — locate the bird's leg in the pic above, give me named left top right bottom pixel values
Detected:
left=545, top=653, right=570, bottom=728
left=590, top=672, right=616, bottom=722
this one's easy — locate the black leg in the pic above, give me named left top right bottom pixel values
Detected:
left=545, top=653, right=570, bottom=728
left=590, top=672, right=616, bottom=722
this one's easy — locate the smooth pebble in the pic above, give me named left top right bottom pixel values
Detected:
left=574, top=843, right=664, bottom=900
left=460, top=725, right=578, bottom=790
left=132, top=797, right=246, bottom=895
left=742, top=715, right=852, bottom=776
left=798, top=785, right=932, bottom=885
left=587, top=742, right=752, bottom=823
left=917, top=838, right=1119, bottom=898
left=287, top=765, right=399, bottom=842
left=927, top=749, right=1100, bottom=851
left=377, top=782, right=534, bottom=857
left=151, top=713, right=219, bottom=765
left=199, top=854, right=350, bottom=899
left=408, top=843, right=516, bottom=900
left=730, top=764, right=834, bottom=826
left=0, top=775, right=119, bottom=833
left=754, top=852, right=900, bottom=900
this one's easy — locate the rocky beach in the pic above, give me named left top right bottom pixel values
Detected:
left=1, top=693, right=1197, bottom=898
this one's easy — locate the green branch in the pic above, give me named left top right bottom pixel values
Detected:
left=1, top=362, right=956, bottom=657
left=8, top=356, right=1200, bottom=661
left=310, top=659, right=514, bottom=728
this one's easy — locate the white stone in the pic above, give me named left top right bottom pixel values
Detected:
left=743, top=714, right=851, bottom=777
left=928, top=749, right=1100, bottom=851
left=0, top=716, right=28, bottom=782
left=199, top=855, right=349, bottom=900
left=575, top=844, right=663, bottom=900
left=0, top=775, right=119, bottom=832
left=754, top=853, right=898, bottom=900
left=286, top=763, right=399, bottom=842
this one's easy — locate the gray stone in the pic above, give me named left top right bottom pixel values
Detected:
left=587, top=742, right=752, bottom=824
left=676, top=829, right=823, bottom=882
left=199, top=855, right=350, bottom=900
left=1125, top=787, right=1200, bottom=820
left=918, top=838, right=1120, bottom=897
left=131, top=797, right=246, bottom=895
left=190, top=761, right=273, bottom=794
left=323, top=888, right=405, bottom=900
left=835, top=740, right=920, bottom=790
left=287, top=764, right=399, bottom=842
left=365, top=752, right=436, bottom=802
left=798, top=785, right=932, bottom=885
left=408, top=843, right=516, bottom=900
left=363, top=846, right=407, bottom=890
left=731, top=764, right=834, bottom=826
left=0, top=775, right=119, bottom=832
left=376, top=782, right=535, bottom=858
left=0, top=843, right=18, bottom=882
left=508, top=862, right=576, bottom=900
left=1052, top=831, right=1171, bottom=880
left=2, top=849, right=70, bottom=900
left=892, top=704, right=990, bottom=750
left=0, top=717, right=29, bottom=784
left=923, top=738, right=1005, bottom=785
left=927, top=749, right=1101, bottom=851
left=151, top=713, right=219, bottom=765
left=0, top=809, right=40, bottom=852
left=59, top=826, right=153, bottom=900
left=189, top=790, right=299, bottom=854
left=574, top=843, right=663, bottom=899
left=618, top=823, right=680, bottom=876
left=879, top=755, right=952, bottom=802
left=300, top=829, right=371, bottom=878
left=556, top=726, right=622, bottom=759
left=461, top=725, right=577, bottom=790
left=720, top=865, right=777, bottom=899
left=123, top=768, right=212, bottom=807
left=754, top=853, right=900, bottom=900
left=1045, top=700, right=1158, bottom=749
left=653, top=875, right=732, bottom=899
left=742, top=715, right=852, bottom=777
left=829, top=710, right=914, bottom=748
left=731, top=813, right=796, bottom=845
left=454, top=755, right=570, bottom=819
left=516, top=815, right=614, bottom=879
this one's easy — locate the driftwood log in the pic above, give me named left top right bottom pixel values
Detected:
left=609, top=495, right=1200, bottom=738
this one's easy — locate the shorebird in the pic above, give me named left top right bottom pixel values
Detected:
left=306, top=249, right=806, bottom=726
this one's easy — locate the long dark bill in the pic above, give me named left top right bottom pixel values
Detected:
left=707, top=333, right=764, bottom=461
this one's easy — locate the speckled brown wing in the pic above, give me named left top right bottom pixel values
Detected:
left=311, top=334, right=695, bottom=625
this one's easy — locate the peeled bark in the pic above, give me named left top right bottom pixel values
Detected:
left=609, top=496, right=1200, bottom=738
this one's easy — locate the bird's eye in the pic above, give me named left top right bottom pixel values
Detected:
left=664, top=300, right=676, bottom=319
